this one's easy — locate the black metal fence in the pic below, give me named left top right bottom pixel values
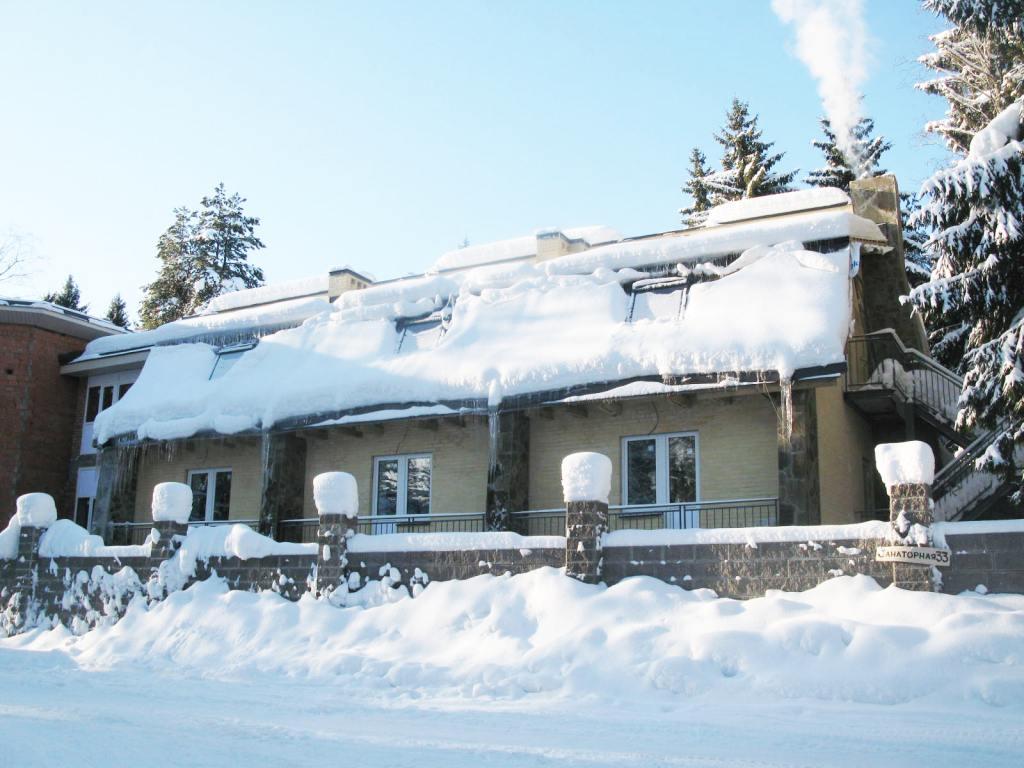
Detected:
left=107, top=519, right=260, bottom=547
left=276, top=512, right=487, bottom=543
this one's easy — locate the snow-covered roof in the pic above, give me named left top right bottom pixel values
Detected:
left=203, top=275, right=330, bottom=314
left=77, top=296, right=332, bottom=362
left=429, top=225, right=623, bottom=273
left=93, top=206, right=882, bottom=444
left=0, top=297, right=126, bottom=341
left=705, top=188, right=851, bottom=226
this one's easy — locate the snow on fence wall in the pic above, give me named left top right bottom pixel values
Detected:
left=1, top=477, right=1023, bottom=637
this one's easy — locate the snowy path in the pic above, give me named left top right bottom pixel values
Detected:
left=1, top=652, right=1021, bottom=768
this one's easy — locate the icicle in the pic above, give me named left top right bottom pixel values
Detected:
left=780, top=378, right=794, bottom=446
left=487, top=409, right=500, bottom=475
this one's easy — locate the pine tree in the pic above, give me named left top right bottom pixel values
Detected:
left=916, top=17, right=1024, bottom=155
left=924, top=0, right=1024, bottom=33
left=104, top=293, right=131, bottom=329
left=805, top=116, right=892, bottom=192
left=139, top=186, right=265, bottom=330
left=908, top=95, right=1024, bottom=488
left=679, top=148, right=713, bottom=227
left=704, top=99, right=797, bottom=204
left=43, top=275, right=88, bottom=312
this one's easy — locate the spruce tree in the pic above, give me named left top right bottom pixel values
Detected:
left=900, top=193, right=933, bottom=290
left=805, top=116, right=891, bottom=192
left=916, top=15, right=1024, bottom=155
left=704, top=99, right=797, bottom=204
left=139, top=186, right=265, bottom=330
left=105, top=293, right=131, bottom=329
left=679, top=148, right=713, bottom=227
left=908, top=95, right=1024, bottom=488
left=43, top=275, right=88, bottom=312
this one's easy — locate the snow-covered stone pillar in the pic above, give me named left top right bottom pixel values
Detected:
left=313, top=472, right=359, bottom=598
left=875, top=442, right=935, bottom=545
left=562, top=453, right=611, bottom=584
left=150, top=483, right=192, bottom=561
left=12, top=494, right=57, bottom=597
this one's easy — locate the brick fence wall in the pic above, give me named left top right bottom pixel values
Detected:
left=1, top=520, right=1021, bottom=639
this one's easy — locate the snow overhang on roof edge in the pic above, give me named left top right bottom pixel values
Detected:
left=96, top=364, right=845, bottom=447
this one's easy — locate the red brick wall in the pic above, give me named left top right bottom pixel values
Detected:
left=0, top=325, right=88, bottom=526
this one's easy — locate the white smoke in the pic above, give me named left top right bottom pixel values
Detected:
left=771, top=0, right=873, bottom=178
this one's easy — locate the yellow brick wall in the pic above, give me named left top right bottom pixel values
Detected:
left=816, top=383, right=875, bottom=525
left=528, top=395, right=779, bottom=510
left=133, top=440, right=263, bottom=523
left=303, top=419, right=490, bottom=518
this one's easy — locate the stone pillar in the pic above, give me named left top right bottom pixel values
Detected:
left=259, top=432, right=308, bottom=538
left=889, top=482, right=933, bottom=544
left=486, top=411, right=530, bottom=531
left=562, top=453, right=611, bottom=584
left=777, top=387, right=819, bottom=526
left=876, top=441, right=936, bottom=545
left=149, top=483, right=191, bottom=562
left=11, top=494, right=58, bottom=599
left=312, top=472, right=359, bottom=599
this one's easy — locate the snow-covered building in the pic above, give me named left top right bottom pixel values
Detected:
left=61, top=179, right=1005, bottom=544
left=0, top=299, right=126, bottom=528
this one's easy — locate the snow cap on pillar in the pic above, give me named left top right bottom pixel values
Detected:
left=152, top=482, right=194, bottom=524
left=16, top=493, right=57, bottom=528
left=561, top=452, right=612, bottom=504
left=874, top=441, right=935, bottom=489
left=313, top=472, right=359, bottom=517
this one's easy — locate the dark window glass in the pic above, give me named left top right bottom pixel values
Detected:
left=213, top=470, right=232, bottom=521
left=75, top=498, right=91, bottom=529
left=102, top=386, right=114, bottom=411
left=626, top=439, right=657, bottom=505
left=118, top=383, right=132, bottom=400
left=406, top=457, right=431, bottom=516
left=189, top=473, right=209, bottom=522
left=668, top=436, right=697, bottom=503
left=376, top=460, right=398, bottom=516
left=86, top=387, right=101, bottom=423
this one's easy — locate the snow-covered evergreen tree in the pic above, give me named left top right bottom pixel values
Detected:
left=916, top=14, right=1024, bottom=155
left=900, top=192, right=933, bottom=290
left=924, top=0, right=1024, bottom=33
left=705, top=99, right=797, bottom=204
left=908, top=98, right=1024, bottom=488
left=43, top=275, right=88, bottom=312
left=805, top=116, right=891, bottom=192
left=105, top=293, right=131, bottom=329
left=679, top=148, right=713, bottom=227
left=139, top=186, right=265, bottom=330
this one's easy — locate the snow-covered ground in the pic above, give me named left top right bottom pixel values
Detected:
left=2, top=568, right=1023, bottom=767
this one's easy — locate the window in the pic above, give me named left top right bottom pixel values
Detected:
left=628, top=278, right=688, bottom=323
left=187, top=468, right=232, bottom=523
left=210, top=341, right=257, bottom=380
left=622, top=432, right=698, bottom=524
left=373, top=454, right=432, bottom=518
left=81, top=371, right=137, bottom=454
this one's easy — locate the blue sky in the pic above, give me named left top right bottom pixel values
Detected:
left=1, top=1, right=949, bottom=321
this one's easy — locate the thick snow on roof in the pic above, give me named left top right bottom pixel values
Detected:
left=705, top=188, right=850, bottom=227
left=429, top=225, right=624, bottom=273
left=203, top=275, right=329, bottom=314
left=95, top=228, right=856, bottom=443
left=79, top=296, right=333, bottom=360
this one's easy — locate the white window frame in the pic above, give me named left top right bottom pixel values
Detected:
left=81, top=371, right=138, bottom=454
left=371, top=453, right=433, bottom=518
left=621, top=431, right=700, bottom=525
left=186, top=467, right=233, bottom=523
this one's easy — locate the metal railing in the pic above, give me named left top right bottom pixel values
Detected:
left=107, top=518, right=260, bottom=546
left=276, top=512, right=487, bottom=542
left=844, top=330, right=962, bottom=425
left=510, top=497, right=780, bottom=535
left=932, top=426, right=1008, bottom=521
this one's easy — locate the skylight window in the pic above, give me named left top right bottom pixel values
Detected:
left=628, top=278, right=688, bottom=323
left=210, top=341, right=257, bottom=380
